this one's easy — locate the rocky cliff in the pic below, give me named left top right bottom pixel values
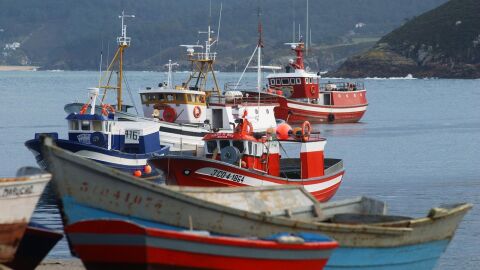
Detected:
left=330, top=0, right=480, bottom=78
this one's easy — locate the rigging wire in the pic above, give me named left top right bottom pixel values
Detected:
left=233, top=45, right=258, bottom=91
left=122, top=72, right=139, bottom=115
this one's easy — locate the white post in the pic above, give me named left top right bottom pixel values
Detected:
left=88, top=88, right=100, bottom=115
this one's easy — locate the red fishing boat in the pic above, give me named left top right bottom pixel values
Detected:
left=150, top=113, right=344, bottom=202
left=263, top=43, right=368, bottom=124
left=66, top=219, right=338, bottom=270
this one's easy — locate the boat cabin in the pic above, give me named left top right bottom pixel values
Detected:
left=66, top=113, right=162, bottom=154
left=202, top=118, right=328, bottom=179
left=140, top=87, right=207, bottom=124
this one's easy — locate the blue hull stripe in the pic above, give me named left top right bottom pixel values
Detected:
left=63, top=196, right=449, bottom=270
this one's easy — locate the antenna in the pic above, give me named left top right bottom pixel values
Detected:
left=216, top=2, right=223, bottom=47
left=305, top=0, right=309, bottom=55
left=165, top=60, right=179, bottom=87
left=118, top=11, right=135, bottom=47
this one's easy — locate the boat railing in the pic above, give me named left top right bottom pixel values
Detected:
left=224, top=82, right=259, bottom=92
left=193, top=52, right=217, bottom=61
left=117, top=36, right=131, bottom=47
left=320, top=82, right=365, bottom=91
left=208, top=94, right=278, bottom=105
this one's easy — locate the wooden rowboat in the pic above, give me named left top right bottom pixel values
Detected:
left=66, top=219, right=338, bottom=270
left=42, top=137, right=472, bottom=269
left=0, top=168, right=50, bottom=263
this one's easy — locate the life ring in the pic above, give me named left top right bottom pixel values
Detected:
left=162, top=106, right=176, bottom=122
left=101, top=104, right=115, bottom=116
left=79, top=104, right=89, bottom=115
left=199, top=95, right=206, bottom=103
left=193, top=106, right=201, bottom=118
left=310, top=86, right=315, bottom=95
left=301, top=121, right=311, bottom=141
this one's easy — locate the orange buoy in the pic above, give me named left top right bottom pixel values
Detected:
left=292, top=127, right=303, bottom=139
left=276, top=123, right=292, bottom=140
left=133, top=170, right=142, bottom=177
left=144, top=165, right=152, bottom=174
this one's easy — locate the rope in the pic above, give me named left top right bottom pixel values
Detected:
left=122, top=72, right=139, bottom=114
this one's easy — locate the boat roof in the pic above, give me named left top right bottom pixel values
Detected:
left=267, top=69, right=318, bottom=79
left=66, top=113, right=110, bottom=121
left=139, top=87, right=206, bottom=95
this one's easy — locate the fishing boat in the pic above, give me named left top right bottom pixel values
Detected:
left=25, top=88, right=168, bottom=177
left=246, top=42, right=368, bottom=124
left=4, top=222, right=63, bottom=270
left=0, top=168, right=50, bottom=263
left=65, top=12, right=278, bottom=152
left=149, top=113, right=344, bottom=202
left=41, top=138, right=472, bottom=269
left=66, top=219, right=338, bottom=270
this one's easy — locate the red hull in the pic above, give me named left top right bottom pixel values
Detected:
left=275, top=92, right=368, bottom=124
left=0, top=222, right=28, bottom=263
left=67, top=220, right=337, bottom=270
left=151, top=156, right=344, bottom=202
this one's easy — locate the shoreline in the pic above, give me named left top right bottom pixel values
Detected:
left=0, top=65, right=39, bottom=71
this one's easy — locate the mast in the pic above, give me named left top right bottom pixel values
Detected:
left=180, top=7, right=221, bottom=95
left=305, top=0, right=309, bottom=55
left=99, top=11, right=134, bottom=110
left=165, top=60, right=179, bottom=87
left=257, top=7, right=263, bottom=92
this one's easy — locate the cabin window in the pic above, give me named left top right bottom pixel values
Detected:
left=282, top=78, right=290, bottom=85
left=103, top=122, right=109, bottom=132
left=290, top=78, right=295, bottom=85
left=254, top=144, right=258, bottom=156
left=140, top=94, right=148, bottom=103
left=176, top=94, right=185, bottom=103
left=81, top=121, right=90, bottom=131
left=166, top=94, right=174, bottom=102
left=69, top=121, right=79, bottom=130
left=187, top=94, right=193, bottom=102
left=219, top=140, right=230, bottom=150
left=275, top=79, right=281, bottom=85
left=296, top=78, right=301, bottom=84
left=206, top=141, right=217, bottom=153
left=92, top=121, right=103, bottom=131
left=269, top=79, right=275, bottom=85
left=148, top=94, right=157, bottom=101
left=159, top=94, right=166, bottom=102
left=233, top=140, right=245, bottom=153
left=248, top=141, right=253, bottom=155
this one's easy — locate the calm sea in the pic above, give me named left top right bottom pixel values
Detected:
left=0, top=71, right=479, bottom=269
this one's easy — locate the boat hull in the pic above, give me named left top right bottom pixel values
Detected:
left=65, top=102, right=207, bottom=152
left=25, top=138, right=168, bottom=174
left=150, top=156, right=344, bottom=202
left=326, top=239, right=450, bottom=270
left=42, top=140, right=471, bottom=270
left=275, top=94, right=368, bottom=124
left=0, top=172, right=50, bottom=263
left=66, top=219, right=336, bottom=270
left=4, top=222, right=63, bottom=270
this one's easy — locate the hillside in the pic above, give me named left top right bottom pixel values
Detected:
left=331, top=0, right=480, bottom=78
left=0, top=0, right=447, bottom=71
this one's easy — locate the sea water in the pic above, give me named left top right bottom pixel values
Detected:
left=0, top=71, right=478, bottom=269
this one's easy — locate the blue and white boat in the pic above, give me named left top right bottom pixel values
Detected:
left=26, top=88, right=169, bottom=176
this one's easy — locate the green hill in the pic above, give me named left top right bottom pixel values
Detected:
left=331, top=0, right=480, bottom=78
left=0, top=0, right=447, bottom=71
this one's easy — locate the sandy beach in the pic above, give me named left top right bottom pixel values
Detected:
left=36, top=259, right=85, bottom=270
left=0, top=65, right=38, bottom=71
